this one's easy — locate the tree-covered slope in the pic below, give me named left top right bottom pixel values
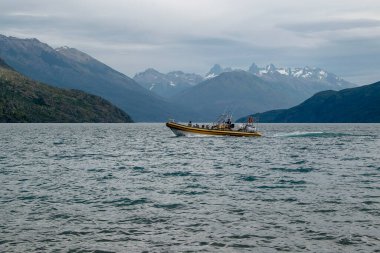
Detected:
left=238, top=81, right=380, bottom=123
left=0, top=61, right=133, bottom=123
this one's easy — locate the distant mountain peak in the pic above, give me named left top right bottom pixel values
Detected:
left=205, top=64, right=233, bottom=79
left=133, top=68, right=204, bottom=98
left=134, top=68, right=163, bottom=78
left=208, top=64, right=223, bottom=74
left=146, top=67, right=159, bottom=72
left=248, top=62, right=260, bottom=74
left=266, top=63, right=277, bottom=72
left=0, top=35, right=51, bottom=52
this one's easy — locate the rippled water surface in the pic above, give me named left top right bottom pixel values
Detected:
left=1, top=123, right=379, bottom=252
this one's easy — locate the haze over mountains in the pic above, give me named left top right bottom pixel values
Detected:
left=0, top=34, right=364, bottom=122
left=0, top=35, right=197, bottom=122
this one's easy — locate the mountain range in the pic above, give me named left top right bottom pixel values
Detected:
left=0, top=35, right=197, bottom=122
left=207, top=63, right=355, bottom=92
left=0, top=57, right=132, bottom=123
left=237, top=81, right=380, bottom=123
left=247, top=63, right=355, bottom=96
left=133, top=68, right=203, bottom=98
left=0, top=34, right=362, bottom=122
left=168, top=64, right=356, bottom=121
left=133, top=64, right=236, bottom=99
left=134, top=63, right=356, bottom=101
left=132, top=62, right=356, bottom=121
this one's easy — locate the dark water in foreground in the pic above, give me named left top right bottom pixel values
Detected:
left=1, top=123, right=379, bottom=252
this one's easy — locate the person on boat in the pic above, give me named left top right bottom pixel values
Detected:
left=226, top=118, right=232, bottom=129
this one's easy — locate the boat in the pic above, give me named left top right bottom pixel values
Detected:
left=166, top=113, right=262, bottom=137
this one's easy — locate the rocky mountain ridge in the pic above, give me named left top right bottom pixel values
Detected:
left=0, top=34, right=198, bottom=122
left=135, top=62, right=355, bottom=100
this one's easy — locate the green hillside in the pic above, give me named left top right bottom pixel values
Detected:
left=238, top=81, right=380, bottom=123
left=0, top=60, right=133, bottom=123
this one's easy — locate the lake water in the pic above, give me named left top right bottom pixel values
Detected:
left=1, top=123, right=379, bottom=252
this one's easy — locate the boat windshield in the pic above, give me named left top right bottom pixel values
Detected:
left=213, top=112, right=232, bottom=125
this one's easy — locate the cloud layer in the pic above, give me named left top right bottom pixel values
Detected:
left=0, top=0, right=379, bottom=84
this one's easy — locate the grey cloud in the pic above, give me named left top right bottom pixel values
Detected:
left=178, top=37, right=244, bottom=47
left=279, top=19, right=380, bottom=33
left=0, top=0, right=379, bottom=84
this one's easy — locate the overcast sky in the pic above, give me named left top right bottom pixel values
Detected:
left=1, top=0, right=380, bottom=84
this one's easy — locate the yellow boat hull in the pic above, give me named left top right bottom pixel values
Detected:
left=166, top=122, right=262, bottom=137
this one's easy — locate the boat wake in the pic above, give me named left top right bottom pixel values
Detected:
left=273, top=131, right=328, bottom=138
left=273, top=131, right=377, bottom=138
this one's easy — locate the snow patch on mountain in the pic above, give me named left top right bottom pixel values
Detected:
left=246, top=63, right=354, bottom=87
left=205, top=73, right=217, bottom=79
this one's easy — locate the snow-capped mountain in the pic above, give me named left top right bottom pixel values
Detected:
left=133, top=68, right=203, bottom=98
left=204, top=62, right=355, bottom=89
left=205, top=62, right=355, bottom=89
left=248, top=63, right=354, bottom=88
left=171, top=63, right=357, bottom=120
